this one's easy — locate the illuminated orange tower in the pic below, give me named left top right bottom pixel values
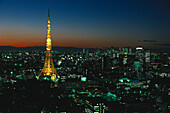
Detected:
left=37, top=9, right=60, bottom=81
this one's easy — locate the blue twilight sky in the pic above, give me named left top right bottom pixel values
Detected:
left=0, top=0, right=170, bottom=48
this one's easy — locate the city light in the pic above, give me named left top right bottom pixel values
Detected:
left=0, top=1, right=169, bottom=113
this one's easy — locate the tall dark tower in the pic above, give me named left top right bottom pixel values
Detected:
left=37, top=9, right=60, bottom=81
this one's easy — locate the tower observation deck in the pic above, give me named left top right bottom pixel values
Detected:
left=37, top=9, right=60, bottom=81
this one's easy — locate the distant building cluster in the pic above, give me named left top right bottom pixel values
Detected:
left=0, top=46, right=169, bottom=112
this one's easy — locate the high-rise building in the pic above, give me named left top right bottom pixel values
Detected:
left=37, top=9, right=60, bottom=81
left=83, top=47, right=86, bottom=54
left=136, top=46, right=144, bottom=62
left=145, top=50, right=151, bottom=63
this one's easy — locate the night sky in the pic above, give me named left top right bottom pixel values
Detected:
left=0, top=0, right=170, bottom=49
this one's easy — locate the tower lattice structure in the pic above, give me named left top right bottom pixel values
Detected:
left=37, top=9, right=60, bottom=81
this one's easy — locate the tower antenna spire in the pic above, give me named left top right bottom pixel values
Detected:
left=48, top=7, right=50, bottom=19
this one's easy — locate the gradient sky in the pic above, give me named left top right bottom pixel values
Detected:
left=0, top=0, right=170, bottom=48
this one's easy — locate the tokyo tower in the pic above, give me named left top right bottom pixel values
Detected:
left=37, top=9, right=60, bottom=81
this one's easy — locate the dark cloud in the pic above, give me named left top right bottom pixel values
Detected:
left=143, top=40, right=157, bottom=43
left=155, top=43, right=170, bottom=46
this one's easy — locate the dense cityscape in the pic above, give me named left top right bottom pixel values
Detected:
left=0, top=0, right=170, bottom=113
left=0, top=46, right=169, bottom=112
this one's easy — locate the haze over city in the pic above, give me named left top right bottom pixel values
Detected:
left=0, top=0, right=170, bottom=49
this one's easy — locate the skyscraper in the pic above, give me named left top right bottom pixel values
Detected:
left=136, top=46, right=144, bottom=62
left=37, top=9, right=60, bottom=81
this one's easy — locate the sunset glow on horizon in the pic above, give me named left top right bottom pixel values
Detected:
left=0, top=0, right=170, bottom=49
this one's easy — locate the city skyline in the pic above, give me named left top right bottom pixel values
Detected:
left=0, top=1, right=169, bottom=111
left=0, top=0, right=170, bottom=49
